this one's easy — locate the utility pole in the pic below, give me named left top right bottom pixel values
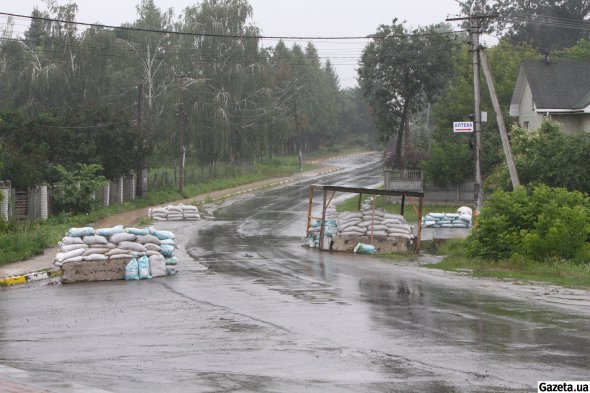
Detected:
left=136, top=83, right=147, bottom=198
left=447, top=12, right=497, bottom=212
left=294, top=93, right=303, bottom=171
left=177, top=101, right=186, bottom=192
left=480, top=49, right=520, bottom=189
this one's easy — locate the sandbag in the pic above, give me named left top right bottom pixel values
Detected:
left=60, top=256, right=85, bottom=264
left=109, top=254, right=133, bottom=260
left=159, top=244, right=175, bottom=257
left=68, top=227, right=95, bottom=237
left=82, top=247, right=110, bottom=256
left=109, top=232, right=137, bottom=244
left=339, top=212, right=362, bottom=220
left=362, top=209, right=385, bottom=217
left=149, top=254, right=166, bottom=278
left=388, top=232, right=412, bottom=239
left=135, top=235, right=161, bottom=245
left=96, top=225, right=125, bottom=237
left=138, top=256, right=151, bottom=279
left=125, top=258, right=139, bottom=281
left=144, top=243, right=161, bottom=251
left=457, top=206, right=473, bottom=216
left=151, top=230, right=175, bottom=240
left=354, top=243, right=376, bottom=254
left=105, top=248, right=127, bottom=256
left=55, top=248, right=86, bottom=262
left=159, top=238, right=175, bottom=246
left=83, top=235, right=108, bottom=245
left=60, top=236, right=85, bottom=245
left=118, top=241, right=147, bottom=253
left=126, top=227, right=151, bottom=236
left=60, top=243, right=88, bottom=253
left=165, top=257, right=178, bottom=265
left=84, top=254, right=108, bottom=261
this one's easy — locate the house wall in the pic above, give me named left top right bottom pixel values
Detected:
left=551, top=114, right=586, bottom=133
left=518, top=81, right=544, bottom=130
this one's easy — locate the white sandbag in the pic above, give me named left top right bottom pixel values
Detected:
left=105, top=242, right=117, bottom=249
left=386, top=224, right=412, bottom=232
left=67, top=227, right=95, bottom=237
left=135, top=235, right=161, bottom=245
left=105, top=248, right=127, bottom=256
left=457, top=206, right=473, bottom=216
left=60, top=255, right=85, bottom=264
left=126, top=227, right=151, bottom=236
left=84, top=254, right=109, bottom=261
left=362, top=209, right=385, bottom=217
left=138, top=256, right=151, bottom=279
left=340, top=225, right=366, bottom=233
left=184, top=216, right=200, bottom=221
left=144, top=243, right=161, bottom=251
left=367, top=224, right=389, bottom=232
left=337, top=220, right=362, bottom=231
left=159, top=238, right=175, bottom=246
left=60, top=243, right=88, bottom=253
left=383, top=213, right=405, bottom=220
left=181, top=205, right=199, bottom=212
left=357, top=221, right=378, bottom=228
left=109, top=254, right=133, bottom=260
left=82, top=248, right=110, bottom=256
left=153, top=216, right=167, bottom=221
left=151, top=229, right=175, bottom=240
left=370, top=230, right=388, bottom=237
left=167, top=216, right=183, bottom=221
left=83, top=235, right=108, bottom=245
left=125, top=258, right=139, bottom=281
left=183, top=213, right=200, bottom=218
left=339, top=212, right=363, bottom=220
left=109, top=232, right=137, bottom=244
left=146, top=250, right=162, bottom=257
left=55, top=248, right=86, bottom=262
left=382, top=219, right=405, bottom=225
left=166, top=205, right=183, bottom=213
left=60, top=236, right=85, bottom=245
left=118, top=241, right=147, bottom=253
left=96, top=225, right=125, bottom=237
left=149, top=254, right=166, bottom=278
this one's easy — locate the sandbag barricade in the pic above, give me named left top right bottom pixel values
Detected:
left=337, top=209, right=413, bottom=240
left=422, top=206, right=473, bottom=228
left=55, top=225, right=179, bottom=282
left=149, top=204, right=200, bottom=221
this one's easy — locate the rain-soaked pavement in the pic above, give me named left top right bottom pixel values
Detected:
left=1, top=154, right=590, bottom=392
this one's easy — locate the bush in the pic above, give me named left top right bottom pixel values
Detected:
left=53, top=164, right=107, bottom=214
left=468, top=185, right=590, bottom=262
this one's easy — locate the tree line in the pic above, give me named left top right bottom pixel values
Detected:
left=0, top=0, right=377, bottom=189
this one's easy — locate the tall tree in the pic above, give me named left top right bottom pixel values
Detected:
left=358, top=20, right=457, bottom=167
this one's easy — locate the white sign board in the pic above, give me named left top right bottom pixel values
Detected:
left=453, top=121, right=474, bottom=133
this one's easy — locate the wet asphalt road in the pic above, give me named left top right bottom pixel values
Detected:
left=1, top=154, right=590, bottom=392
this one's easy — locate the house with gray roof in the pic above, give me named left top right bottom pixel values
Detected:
left=509, top=59, right=590, bottom=132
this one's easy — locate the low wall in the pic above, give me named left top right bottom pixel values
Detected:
left=332, top=235, right=409, bottom=253
left=60, top=258, right=131, bottom=283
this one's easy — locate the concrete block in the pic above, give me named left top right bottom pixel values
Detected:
left=61, top=258, right=131, bottom=283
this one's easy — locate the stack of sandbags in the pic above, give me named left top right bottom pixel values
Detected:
left=306, top=218, right=338, bottom=248
left=422, top=207, right=472, bottom=228
left=149, top=204, right=200, bottom=221
left=54, top=226, right=178, bottom=279
left=337, top=209, right=413, bottom=240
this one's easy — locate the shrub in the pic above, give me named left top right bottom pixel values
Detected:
left=52, top=164, right=107, bottom=214
left=468, top=185, right=590, bottom=262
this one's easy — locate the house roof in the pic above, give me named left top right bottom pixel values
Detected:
left=510, top=59, right=590, bottom=115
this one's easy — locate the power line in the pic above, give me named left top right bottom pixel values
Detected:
left=0, top=11, right=466, bottom=41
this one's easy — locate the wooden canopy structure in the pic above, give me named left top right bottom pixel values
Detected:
left=306, top=184, right=425, bottom=252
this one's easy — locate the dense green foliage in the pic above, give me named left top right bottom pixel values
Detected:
left=52, top=164, right=107, bottom=214
left=358, top=20, right=457, bottom=167
left=0, top=0, right=376, bottom=189
left=487, top=120, right=590, bottom=194
left=468, top=185, right=590, bottom=262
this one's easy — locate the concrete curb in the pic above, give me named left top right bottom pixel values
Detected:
left=0, top=269, right=61, bottom=286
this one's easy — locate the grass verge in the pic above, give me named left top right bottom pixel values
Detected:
left=425, top=238, right=590, bottom=288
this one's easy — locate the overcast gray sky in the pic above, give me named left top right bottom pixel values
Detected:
left=2, top=0, right=472, bottom=88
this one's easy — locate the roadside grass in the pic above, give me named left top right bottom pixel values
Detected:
left=336, top=195, right=462, bottom=223
left=0, top=149, right=367, bottom=267
left=425, top=238, right=590, bottom=288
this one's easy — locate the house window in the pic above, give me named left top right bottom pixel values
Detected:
left=524, top=121, right=529, bottom=130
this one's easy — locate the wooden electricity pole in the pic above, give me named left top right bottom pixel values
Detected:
left=136, top=83, right=147, bottom=198
left=447, top=12, right=498, bottom=212
left=480, top=49, right=520, bottom=189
